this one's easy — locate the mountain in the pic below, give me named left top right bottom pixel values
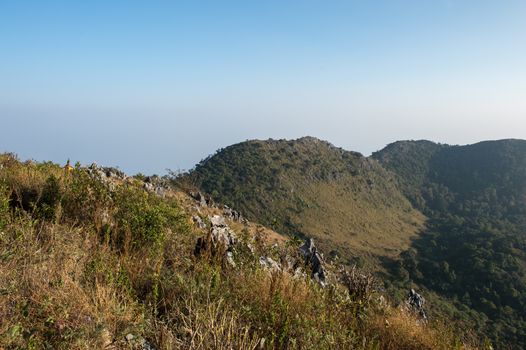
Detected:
left=187, top=137, right=526, bottom=348
left=0, top=153, right=466, bottom=349
left=374, top=139, right=526, bottom=347
left=187, top=137, right=425, bottom=267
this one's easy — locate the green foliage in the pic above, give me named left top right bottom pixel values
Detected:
left=37, top=175, right=62, bottom=220
left=377, top=139, right=526, bottom=348
left=184, top=137, right=423, bottom=263
left=62, top=167, right=112, bottom=224
left=0, top=153, right=473, bottom=349
left=112, top=185, right=186, bottom=249
left=0, top=182, right=9, bottom=229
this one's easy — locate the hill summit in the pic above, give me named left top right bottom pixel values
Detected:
left=188, top=137, right=425, bottom=266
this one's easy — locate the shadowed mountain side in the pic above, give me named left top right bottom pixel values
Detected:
left=375, top=139, right=526, bottom=348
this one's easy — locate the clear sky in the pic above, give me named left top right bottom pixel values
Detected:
left=1, top=1, right=526, bottom=174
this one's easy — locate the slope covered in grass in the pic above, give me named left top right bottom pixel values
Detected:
left=0, top=153, right=469, bottom=349
left=187, top=137, right=425, bottom=267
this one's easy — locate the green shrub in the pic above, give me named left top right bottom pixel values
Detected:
left=37, top=175, right=62, bottom=220
left=0, top=182, right=9, bottom=229
left=62, top=167, right=112, bottom=225
left=113, top=185, right=186, bottom=250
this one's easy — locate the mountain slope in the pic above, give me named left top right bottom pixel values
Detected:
left=374, top=139, right=526, bottom=348
left=188, top=137, right=526, bottom=348
left=187, top=137, right=425, bottom=266
left=0, top=153, right=468, bottom=349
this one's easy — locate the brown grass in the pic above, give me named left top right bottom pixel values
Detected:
left=0, top=155, right=478, bottom=349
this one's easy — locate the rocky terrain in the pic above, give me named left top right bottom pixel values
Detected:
left=0, top=153, right=471, bottom=349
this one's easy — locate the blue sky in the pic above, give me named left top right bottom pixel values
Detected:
left=1, top=1, right=526, bottom=174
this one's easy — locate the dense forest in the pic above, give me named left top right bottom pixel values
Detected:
left=188, top=137, right=526, bottom=348
left=374, top=139, right=526, bottom=348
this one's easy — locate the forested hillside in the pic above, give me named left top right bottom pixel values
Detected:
left=187, top=137, right=424, bottom=267
left=188, top=137, right=526, bottom=348
left=374, top=139, right=526, bottom=348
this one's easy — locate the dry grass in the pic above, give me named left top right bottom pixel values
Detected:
left=0, top=155, right=478, bottom=349
left=366, top=306, right=477, bottom=350
left=0, top=221, right=144, bottom=349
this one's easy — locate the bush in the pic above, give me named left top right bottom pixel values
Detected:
left=112, top=185, right=186, bottom=250
left=0, top=182, right=9, bottom=229
left=62, top=167, right=112, bottom=225
left=37, top=175, right=62, bottom=220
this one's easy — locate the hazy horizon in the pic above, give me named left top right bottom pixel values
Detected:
left=2, top=1, right=526, bottom=174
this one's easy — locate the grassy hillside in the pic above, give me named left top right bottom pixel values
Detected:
left=186, top=137, right=425, bottom=267
left=374, top=139, right=526, bottom=348
left=0, top=153, right=470, bottom=349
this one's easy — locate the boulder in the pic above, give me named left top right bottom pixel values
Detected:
left=194, top=215, right=237, bottom=267
left=223, top=205, right=243, bottom=222
left=190, top=191, right=212, bottom=207
left=143, top=182, right=155, bottom=192
left=259, top=256, right=282, bottom=272
left=192, top=215, right=206, bottom=229
left=299, top=238, right=327, bottom=287
left=407, top=289, right=427, bottom=321
left=210, top=215, right=226, bottom=227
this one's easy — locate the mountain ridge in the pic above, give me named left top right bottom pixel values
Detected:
left=186, top=136, right=526, bottom=348
left=187, top=136, right=425, bottom=267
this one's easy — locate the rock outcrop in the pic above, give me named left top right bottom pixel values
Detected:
left=189, top=191, right=214, bottom=208
left=194, top=215, right=237, bottom=267
left=259, top=256, right=282, bottom=272
left=222, top=205, right=246, bottom=223
left=192, top=215, right=206, bottom=229
left=299, top=238, right=327, bottom=287
left=406, top=289, right=427, bottom=322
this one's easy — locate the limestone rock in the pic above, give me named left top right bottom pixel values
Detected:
left=407, top=289, right=427, bottom=322
left=192, top=215, right=206, bottom=229
left=299, top=238, right=327, bottom=287
left=194, top=215, right=237, bottom=267
left=259, top=256, right=282, bottom=272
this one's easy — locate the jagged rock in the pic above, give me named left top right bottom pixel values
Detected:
left=143, top=182, right=155, bottom=192
left=87, top=163, right=105, bottom=178
left=259, top=256, right=282, bottom=272
left=226, top=251, right=236, bottom=267
left=299, top=238, right=327, bottom=287
left=194, top=215, right=237, bottom=266
left=155, top=186, right=167, bottom=197
left=210, top=215, right=226, bottom=227
left=141, top=176, right=170, bottom=197
left=223, top=205, right=244, bottom=222
left=407, top=289, right=427, bottom=321
left=103, top=167, right=126, bottom=180
left=86, top=163, right=117, bottom=191
left=189, top=191, right=213, bottom=207
left=192, top=215, right=206, bottom=229
left=279, top=253, right=306, bottom=279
